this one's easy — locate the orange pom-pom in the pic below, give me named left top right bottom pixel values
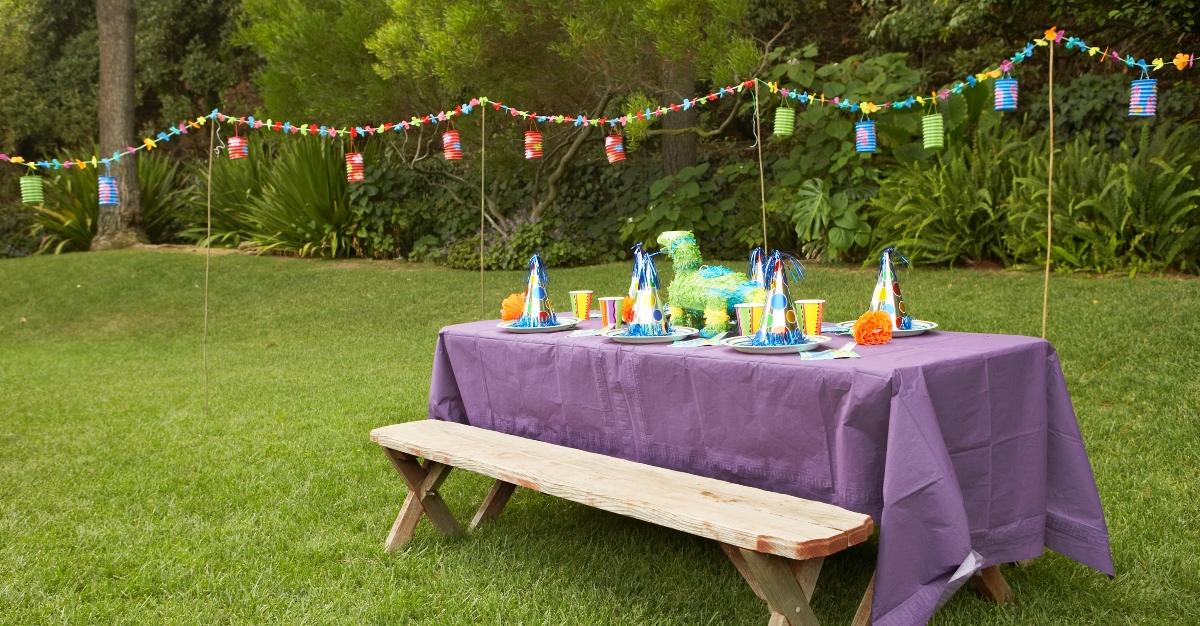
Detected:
left=853, top=311, right=893, bottom=345
left=621, top=296, right=635, bottom=323
left=500, top=292, right=525, bottom=321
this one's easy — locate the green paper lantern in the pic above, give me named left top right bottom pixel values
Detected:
left=19, top=175, right=44, bottom=204
left=773, top=107, right=795, bottom=137
left=922, top=113, right=944, bottom=150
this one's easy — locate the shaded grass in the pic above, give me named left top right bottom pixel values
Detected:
left=0, top=250, right=1197, bottom=624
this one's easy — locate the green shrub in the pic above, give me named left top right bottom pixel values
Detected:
left=32, top=154, right=198, bottom=253
left=0, top=204, right=37, bottom=257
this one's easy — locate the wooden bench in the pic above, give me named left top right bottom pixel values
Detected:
left=371, top=420, right=875, bottom=625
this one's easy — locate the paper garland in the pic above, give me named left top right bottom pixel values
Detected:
left=3, top=27, right=1195, bottom=171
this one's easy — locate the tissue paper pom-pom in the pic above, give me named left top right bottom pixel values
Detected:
left=853, top=311, right=893, bottom=345
left=622, top=296, right=635, bottom=323
left=500, top=292, right=525, bottom=321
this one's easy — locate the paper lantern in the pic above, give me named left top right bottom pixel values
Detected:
left=1129, top=78, right=1157, bottom=117
left=227, top=136, right=248, bottom=160
left=773, top=107, right=795, bottom=137
left=19, top=175, right=44, bottom=204
left=442, top=130, right=462, bottom=160
left=922, top=113, right=944, bottom=150
left=524, top=130, right=543, bottom=160
left=604, top=134, right=625, bottom=164
left=994, top=77, right=1018, bottom=111
left=98, top=176, right=119, bottom=206
left=345, top=152, right=364, bottom=183
left=854, top=120, right=877, bottom=153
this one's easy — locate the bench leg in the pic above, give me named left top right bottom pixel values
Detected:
left=470, top=480, right=516, bottom=529
left=971, top=565, right=1014, bottom=603
left=850, top=573, right=874, bottom=626
left=382, top=448, right=463, bottom=552
left=737, top=548, right=822, bottom=626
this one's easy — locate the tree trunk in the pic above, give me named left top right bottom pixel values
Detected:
left=660, top=60, right=698, bottom=175
left=93, top=0, right=145, bottom=250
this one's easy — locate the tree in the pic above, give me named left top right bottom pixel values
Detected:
left=93, top=0, right=144, bottom=249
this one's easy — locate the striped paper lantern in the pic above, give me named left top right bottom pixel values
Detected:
left=524, top=130, right=543, bottom=160
left=442, top=130, right=463, bottom=160
left=922, top=113, right=944, bottom=150
left=345, top=152, right=364, bottom=183
left=98, top=176, right=119, bottom=206
left=773, top=107, right=795, bottom=137
left=854, top=121, right=877, bottom=153
left=19, top=175, right=44, bottom=204
left=605, top=134, right=625, bottom=164
left=227, top=136, right=248, bottom=160
left=994, top=77, right=1018, bottom=111
left=1129, top=78, right=1157, bottom=117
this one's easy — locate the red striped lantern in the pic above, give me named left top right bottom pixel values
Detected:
left=227, top=136, right=248, bottom=160
left=604, top=133, right=625, bottom=164
left=524, top=130, right=543, bottom=160
left=442, top=130, right=463, bottom=160
left=345, top=152, right=364, bottom=183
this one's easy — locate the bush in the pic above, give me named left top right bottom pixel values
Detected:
left=0, top=204, right=37, bottom=258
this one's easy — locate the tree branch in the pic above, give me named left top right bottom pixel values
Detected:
left=530, top=91, right=612, bottom=222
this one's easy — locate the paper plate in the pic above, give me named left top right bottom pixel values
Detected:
left=602, top=326, right=698, bottom=344
left=835, top=319, right=939, bottom=338
left=721, top=335, right=833, bottom=354
left=497, top=316, right=580, bottom=333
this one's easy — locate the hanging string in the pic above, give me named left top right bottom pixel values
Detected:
left=479, top=102, right=487, bottom=319
left=752, top=79, right=768, bottom=251
left=1041, top=44, right=1055, bottom=339
left=212, top=117, right=226, bottom=156
left=203, top=118, right=215, bottom=416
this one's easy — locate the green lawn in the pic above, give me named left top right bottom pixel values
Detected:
left=1, top=249, right=1197, bottom=624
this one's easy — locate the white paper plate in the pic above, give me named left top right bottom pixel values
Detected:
left=721, top=335, right=833, bottom=354
left=602, top=326, right=698, bottom=344
left=497, top=316, right=580, bottom=333
left=835, top=319, right=939, bottom=337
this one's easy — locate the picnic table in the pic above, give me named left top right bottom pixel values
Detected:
left=427, top=319, right=1114, bottom=625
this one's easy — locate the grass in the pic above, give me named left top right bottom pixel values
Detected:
left=0, top=249, right=1197, bottom=625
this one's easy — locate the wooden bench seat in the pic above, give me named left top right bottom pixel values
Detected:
left=371, top=420, right=874, bottom=625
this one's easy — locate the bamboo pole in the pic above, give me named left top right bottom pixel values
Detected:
left=753, top=79, right=769, bottom=251
left=1041, top=44, right=1055, bottom=339
left=203, top=119, right=214, bottom=415
left=480, top=102, right=487, bottom=319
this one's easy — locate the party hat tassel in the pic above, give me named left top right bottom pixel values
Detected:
left=626, top=249, right=669, bottom=336
left=751, top=250, right=806, bottom=346
left=868, top=247, right=913, bottom=330
left=511, top=254, right=559, bottom=328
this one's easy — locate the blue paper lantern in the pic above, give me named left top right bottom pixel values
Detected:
left=98, top=176, right=119, bottom=206
left=994, top=77, right=1018, bottom=111
left=1129, top=79, right=1157, bottom=117
left=854, top=120, right=877, bottom=153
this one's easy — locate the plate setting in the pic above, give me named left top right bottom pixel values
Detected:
left=497, top=316, right=580, bottom=333
left=602, top=326, right=699, bottom=344
left=721, top=335, right=833, bottom=354
left=834, top=319, right=939, bottom=338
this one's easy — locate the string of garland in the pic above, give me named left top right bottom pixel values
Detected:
left=2, top=26, right=1193, bottom=176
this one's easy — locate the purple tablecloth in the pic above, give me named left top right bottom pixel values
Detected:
left=427, top=320, right=1113, bottom=625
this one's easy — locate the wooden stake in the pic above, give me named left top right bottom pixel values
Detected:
left=202, top=120, right=214, bottom=416
left=754, top=79, right=769, bottom=251
left=1041, top=44, right=1055, bottom=339
left=479, top=103, right=487, bottom=319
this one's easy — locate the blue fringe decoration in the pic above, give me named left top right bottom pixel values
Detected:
left=750, top=329, right=806, bottom=346
left=625, top=322, right=671, bottom=336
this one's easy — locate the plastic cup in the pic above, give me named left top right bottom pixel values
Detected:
left=598, top=296, right=624, bottom=328
left=793, top=299, right=826, bottom=336
left=734, top=302, right=764, bottom=336
left=569, top=290, right=593, bottom=321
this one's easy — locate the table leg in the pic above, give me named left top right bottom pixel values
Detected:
left=381, top=448, right=462, bottom=552
left=971, top=565, right=1015, bottom=603
left=738, top=548, right=821, bottom=626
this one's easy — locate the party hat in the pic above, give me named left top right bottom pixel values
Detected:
left=751, top=250, right=805, bottom=346
left=748, top=247, right=768, bottom=290
left=511, top=254, right=559, bottom=328
left=626, top=248, right=669, bottom=336
left=868, top=247, right=913, bottom=330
